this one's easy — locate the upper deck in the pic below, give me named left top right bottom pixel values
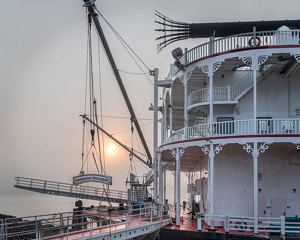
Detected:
left=160, top=26, right=300, bottom=151
left=170, top=27, right=300, bottom=80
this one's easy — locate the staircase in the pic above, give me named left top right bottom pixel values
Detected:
left=231, top=64, right=274, bottom=101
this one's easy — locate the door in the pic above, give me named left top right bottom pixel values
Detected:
left=271, top=198, right=286, bottom=217
left=258, top=198, right=268, bottom=217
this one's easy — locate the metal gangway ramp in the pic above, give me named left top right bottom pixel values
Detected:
left=0, top=206, right=171, bottom=240
left=14, top=177, right=128, bottom=204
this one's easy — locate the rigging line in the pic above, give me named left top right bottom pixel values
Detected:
left=133, top=128, right=147, bottom=158
left=81, top=119, right=86, bottom=171
left=118, top=69, right=147, bottom=75
left=85, top=114, right=152, bottom=121
left=93, top=101, right=105, bottom=174
left=97, top=33, right=106, bottom=173
left=92, top=152, right=100, bottom=174
left=92, top=10, right=156, bottom=90
left=94, top=6, right=151, bottom=72
left=111, top=121, right=153, bottom=136
left=84, top=17, right=89, bottom=115
left=82, top=144, right=93, bottom=171
left=88, top=16, right=95, bottom=130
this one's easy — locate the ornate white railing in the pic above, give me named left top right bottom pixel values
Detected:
left=186, top=29, right=300, bottom=64
left=188, top=65, right=273, bottom=108
left=231, top=72, right=253, bottom=100
left=197, top=214, right=300, bottom=236
left=164, top=118, right=300, bottom=144
left=188, top=86, right=230, bottom=107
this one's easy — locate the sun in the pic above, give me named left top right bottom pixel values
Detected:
left=107, top=143, right=117, bottom=155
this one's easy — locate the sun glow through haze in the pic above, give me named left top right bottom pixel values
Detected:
left=107, top=143, right=117, bottom=155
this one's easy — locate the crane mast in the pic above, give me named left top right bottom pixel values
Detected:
left=83, top=0, right=152, bottom=165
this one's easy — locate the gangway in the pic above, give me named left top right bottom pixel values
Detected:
left=0, top=206, right=171, bottom=240
left=14, top=177, right=128, bottom=204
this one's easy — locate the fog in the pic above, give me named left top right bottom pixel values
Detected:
left=1, top=0, right=299, bottom=217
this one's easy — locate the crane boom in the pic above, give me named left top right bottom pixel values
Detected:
left=81, top=114, right=148, bottom=166
left=83, top=0, right=152, bottom=164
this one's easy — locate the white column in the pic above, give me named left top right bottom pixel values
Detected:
left=176, top=148, right=181, bottom=226
left=208, top=144, right=215, bottom=228
left=209, top=69, right=214, bottom=126
left=163, top=170, right=167, bottom=202
left=252, top=56, right=257, bottom=133
left=163, top=100, right=167, bottom=139
left=170, top=91, right=173, bottom=134
left=173, top=172, right=176, bottom=209
left=184, top=77, right=189, bottom=129
left=157, top=152, right=163, bottom=204
left=153, top=68, right=159, bottom=202
left=253, top=142, right=259, bottom=234
left=183, top=75, right=189, bottom=140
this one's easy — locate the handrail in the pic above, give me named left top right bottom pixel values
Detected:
left=188, top=65, right=273, bottom=108
left=14, top=177, right=128, bottom=201
left=197, top=214, right=300, bottom=236
left=0, top=205, right=171, bottom=239
left=165, top=118, right=300, bottom=144
left=185, top=29, right=300, bottom=64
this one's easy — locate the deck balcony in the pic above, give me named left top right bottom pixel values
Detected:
left=182, top=29, right=300, bottom=66
left=164, top=118, right=300, bottom=144
left=187, top=65, right=273, bottom=113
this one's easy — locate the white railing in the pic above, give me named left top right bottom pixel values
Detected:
left=197, top=214, right=300, bottom=237
left=188, top=87, right=229, bottom=106
left=231, top=71, right=253, bottom=100
left=14, top=177, right=128, bottom=202
left=188, top=65, right=273, bottom=108
left=186, top=29, right=300, bottom=64
left=165, top=118, right=300, bottom=144
left=0, top=205, right=171, bottom=240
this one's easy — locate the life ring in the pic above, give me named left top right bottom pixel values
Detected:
left=235, top=221, right=248, bottom=231
left=248, top=36, right=261, bottom=47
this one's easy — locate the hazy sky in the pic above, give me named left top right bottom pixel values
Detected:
left=1, top=0, right=300, bottom=217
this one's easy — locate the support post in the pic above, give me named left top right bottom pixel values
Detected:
left=163, top=99, right=167, bottom=139
left=253, top=142, right=258, bottom=234
left=173, top=171, right=176, bottom=213
left=176, top=149, right=181, bottom=226
left=153, top=68, right=159, bottom=202
left=281, top=215, right=286, bottom=237
left=252, top=55, right=257, bottom=133
left=171, top=147, right=185, bottom=226
left=209, top=68, right=214, bottom=133
left=170, top=91, right=173, bottom=134
left=184, top=77, right=189, bottom=132
left=158, top=152, right=163, bottom=204
left=163, top=169, right=167, bottom=202
left=209, top=144, right=215, bottom=228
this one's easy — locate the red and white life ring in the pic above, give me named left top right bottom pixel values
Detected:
left=248, top=36, right=261, bottom=47
left=230, top=221, right=248, bottom=231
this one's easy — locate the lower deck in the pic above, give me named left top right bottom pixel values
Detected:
left=162, top=210, right=299, bottom=239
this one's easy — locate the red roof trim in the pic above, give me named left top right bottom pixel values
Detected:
left=160, top=134, right=300, bottom=148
